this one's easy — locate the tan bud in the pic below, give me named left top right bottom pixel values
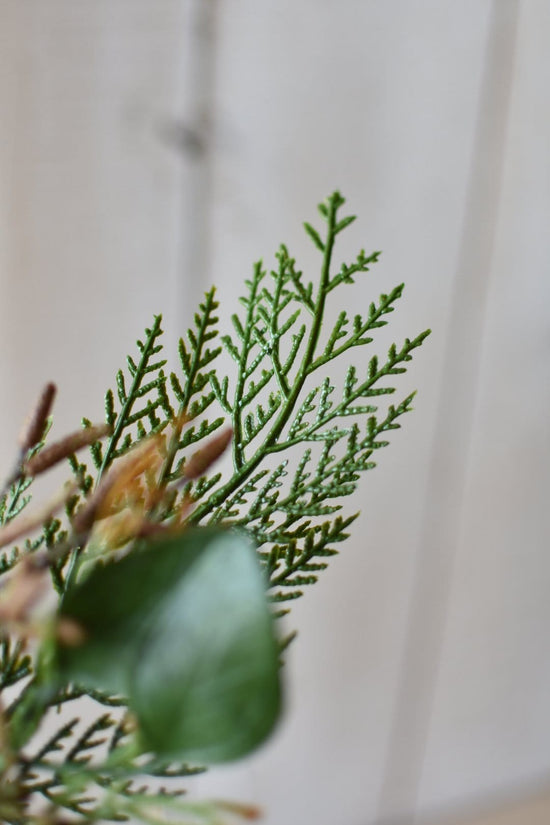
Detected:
left=24, top=423, right=111, bottom=477
left=184, top=427, right=233, bottom=480
left=19, top=382, right=57, bottom=452
left=56, top=617, right=87, bottom=647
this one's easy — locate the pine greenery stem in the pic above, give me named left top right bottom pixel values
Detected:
left=189, top=192, right=343, bottom=525
left=98, top=314, right=166, bottom=481
left=231, top=261, right=265, bottom=470
left=160, top=288, right=222, bottom=488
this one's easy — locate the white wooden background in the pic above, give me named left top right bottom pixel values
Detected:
left=2, top=2, right=550, bottom=824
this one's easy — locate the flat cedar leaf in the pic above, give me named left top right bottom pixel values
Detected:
left=56, top=528, right=282, bottom=764
left=303, top=222, right=325, bottom=252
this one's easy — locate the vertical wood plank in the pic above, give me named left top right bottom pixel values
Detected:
left=417, top=0, right=550, bottom=818
left=0, top=0, right=187, bottom=450
left=175, top=0, right=219, bottom=321
left=193, top=3, right=494, bottom=823
left=376, top=2, right=520, bottom=821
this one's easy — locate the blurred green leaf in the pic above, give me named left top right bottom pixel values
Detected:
left=56, top=528, right=282, bottom=763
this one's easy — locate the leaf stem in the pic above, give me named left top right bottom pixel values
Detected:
left=98, top=315, right=164, bottom=483
left=232, top=262, right=265, bottom=470
left=158, top=290, right=218, bottom=488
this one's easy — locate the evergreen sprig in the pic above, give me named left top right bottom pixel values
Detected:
left=17, top=701, right=203, bottom=823
left=0, top=192, right=430, bottom=823
left=185, top=192, right=429, bottom=602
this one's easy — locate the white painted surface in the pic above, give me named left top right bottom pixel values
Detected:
left=0, top=1, right=187, bottom=445
left=418, top=0, right=550, bottom=815
left=1, top=2, right=549, bottom=824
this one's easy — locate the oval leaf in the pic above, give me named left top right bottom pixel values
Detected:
left=56, top=528, right=282, bottom=763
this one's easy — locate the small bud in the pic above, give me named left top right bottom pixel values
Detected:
left=184, top=427, right=233, bottom=480
left=56, top=617, right=87, bottom=647
left=217, top=800, right=262, bottom=820
left=19, top=382, right=57, bottom=452
left=24, top=423, right=111, bottom=477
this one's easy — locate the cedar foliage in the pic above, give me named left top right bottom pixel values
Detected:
left=0, top=193, right=429, bottom=823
